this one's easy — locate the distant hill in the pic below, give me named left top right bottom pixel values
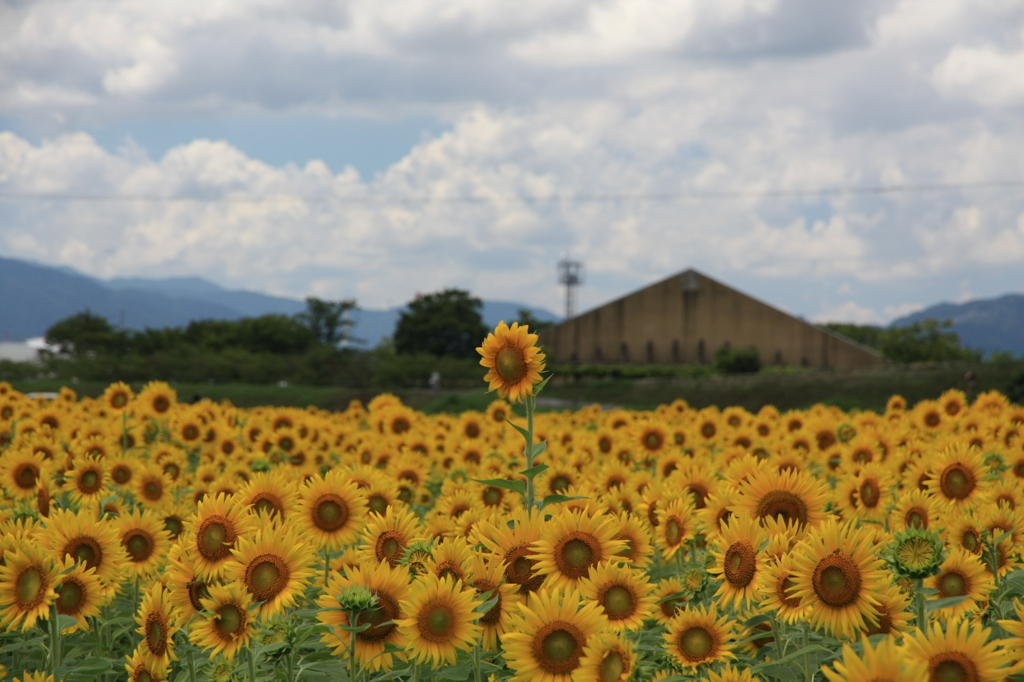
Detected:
left=0, top=256, right=560, bottom=347
left=891, top=294, right=1024, bottom=357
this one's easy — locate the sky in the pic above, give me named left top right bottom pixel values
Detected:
left=2, top=0, right=1024, bottom=324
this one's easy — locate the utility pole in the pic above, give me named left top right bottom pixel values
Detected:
left=557, top=257, right=584, bottom=320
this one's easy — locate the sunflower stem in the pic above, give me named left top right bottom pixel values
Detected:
left=347, top=608, right=360, bottom=682
left=412, top=660, right=420, bottom=682
left=914, top=577, right=926, bottom=630
left=187, top=648, right=197, bottom=682
left=472, top=644, right=482, bottom=682
left=48, top=600, right=59, bottom=679
left=248, top=643, right=257, bottom=682
left=323, top=546, right=331, bottom=587
left=802, top=623, right=812, bottom=682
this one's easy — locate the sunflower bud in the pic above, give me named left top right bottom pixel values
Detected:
left=887, top=528, right=946, bottom=579
left=338, top=584, right=378, bottom=614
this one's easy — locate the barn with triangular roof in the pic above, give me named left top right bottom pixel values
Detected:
left=542, top=268, right=881, bottom=369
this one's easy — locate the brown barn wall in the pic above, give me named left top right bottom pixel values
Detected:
left=541, top=269, right=881, bottom=370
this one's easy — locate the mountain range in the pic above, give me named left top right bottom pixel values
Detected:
left=0, top=256, right=560, bottom=347
left=891, top=294, right=1024, bottom=358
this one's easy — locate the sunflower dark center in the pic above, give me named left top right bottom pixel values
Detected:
left=724, top=541, right=756, bottom=587
left=314, top=494, right=349, bottom=532
left=197, top=517, right=236, bottom=562
left=153, top=396, right=170, bottom=413
left=938, top=571, right=967, bottom=597
left=252, top=494, right=284, bottom=518
left=57, top=578, right=84, bottom=613
left=112, top=465, right=131, bottom=484
left=187, top=580, right=210, bottom=612
left=16, top=567, right=43, bottom=606
left=930, top=653, right=978, bottom=682
left=418, top=602, right=455, bottom=642
left=483, top=487, right=504, bottom=505
left=644, top=431, right=663, bottom=451
left=601, top=585, right=636, bottom=620
left=67, top=537, right=102, bottom=569
left=812, top=553, right=861, bottom=608
left=245, top=555, right=290, bottom=602
left=142, top=478, right=163, bottom=501
left=80, top=470, right=100, bottom=493
left=601, top=651, right=626, bottom=682
left=533, top=621, right=584, bottom=675
left=14, top=463, right=39, bottom=490
left=962, top=531, right=979, bottom=552
left=778, top=575, right=801, bottom=609
left=368, top=494, right=389, bottom=515
left=216, top=604, right=244, bottom=637
left=665, top=518, right=682, bottom=546
left=859, top=480, right=880, bottom=508
left=124, top=530, right=154, bottom=562
left=940, top=464, right=975, bottom=500
left=556, top=533, right=600, bottom=578
left=145, top=613, right=167, bottom=655
left=678, top=626, right=715, bottom=662
left=495, top=347, right=528, bottom=384
left=906, top=508, right=928, bottom=529
left=375, top=532, right=405, bottom=567
left=755, top=490, right=809, bottom=526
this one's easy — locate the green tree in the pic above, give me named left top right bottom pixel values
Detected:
left=296, top=297, right=358, bottom=346
left=822, top=322, right=884, bottom=349
left=880, top=319, right=980, bottom=364
left=515, top=308, right=552, bottom=332
left=393, top=289, right=488, bottom=358
left=45, top=311, right=125, bottom=357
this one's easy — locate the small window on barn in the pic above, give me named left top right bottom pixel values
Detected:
left=672, top=339, right=680, bottom=363
left=620, top=342, right=629, bottom=362
left=646, top=340, right=655, bottom=363
left=698, top=339, right=706, bottom=364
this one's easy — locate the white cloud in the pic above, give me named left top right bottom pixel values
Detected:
left=1, top=1, right=1024, bottom=321
left=813, top=301, right=883, bottom=325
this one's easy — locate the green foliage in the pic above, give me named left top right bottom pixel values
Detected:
left=45, top=310, right=126, bottom=357
left=714, top=343, right=761, bottom=374
left=824, top=318, right=981, bottom=364
left=881, top=319, right=980, bottom=364
left=393, top=288, right=488, bottom=358
left=821, top=322, right=885, bottom=348
left=1007, top=370, right=1024, bottom=405
left=514, top=308, right=551, bottom=331
left=297, top=297, right=358, bottom=346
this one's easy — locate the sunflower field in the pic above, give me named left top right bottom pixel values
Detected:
left=1, top=322, right=1024, bottom=682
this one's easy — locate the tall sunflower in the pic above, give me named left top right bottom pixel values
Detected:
left=574, top=631, right=636, bottom=682
left=655, top=497, right=696, bottom=561
left=476, top=322, right=546, bottom=403
left=357, top=504, right=422, bottom=568
left=502, top=587, right=604, bottom=682
left=41, top=508, right=127, bottom=587
left=298, top=469, right=368, bottom=550
left=466, top=553, right=519, bottom=651
left=577, top=561, right=655, bottom=632
left=822, top=635, right=927, bottom=682
left=53, top=557, right=106, bottom=633
left=116, top=508, right=172, bottom=579
left=316, top=560, right=412, bottom=672
left=707, top=512, right=768, bottom=610
left=756, top=553, right=809, bottom=624
left=0, top=543, right=59, bottom=631
left=902, top=620, right=1013, bottom=681
left=64, top=455, right=109, bottom=508
left=234, top=469, right=299, bottom=522
left=189, top=583, right=257, bottom=662
left=224, top=520, right=316, bottom=618
left=925, top=546, right=993, bottom=623
left=396, top=573, right=482, bottom=667
left=662, top=604, right=735, bottom=669
left=0, top=447, right=51, bottom=501
left=530, top=507, right=625, bottom=590
left=925, top=442, right=988, bottom=510
left=788, top=517, right=888, bottom=638
left=135, top=582, right=179, bottom=676
left=734, top=464, right=829, bottom=530
left=183, top=493, right=256, bottom=579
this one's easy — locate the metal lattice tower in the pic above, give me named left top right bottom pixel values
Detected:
left=557, top=257, right=584, bottom=320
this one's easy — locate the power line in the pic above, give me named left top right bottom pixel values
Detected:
left=0, top=179, right=1021, bottom=205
